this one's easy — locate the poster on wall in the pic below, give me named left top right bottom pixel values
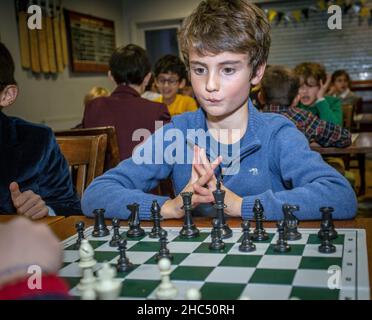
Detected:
left=64, top=10, right=116, bottom=73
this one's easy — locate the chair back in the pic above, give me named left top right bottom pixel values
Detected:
left=342, top=104, right=354, bottom=130
left=55, top=126, right=120, bottom=170
left=56, top=134, right=107, bottom=197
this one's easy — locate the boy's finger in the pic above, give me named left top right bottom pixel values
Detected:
left=195, top=169, right=214, bottom=187
left=9, top=182, right=22, bottom=201
left=192, top=194, right=214, bottom=204
left=193, top=183, right=211, bottom=196
left=194, top=162, right=207, bottom=176
left=211, top=155, right=223, bottom=170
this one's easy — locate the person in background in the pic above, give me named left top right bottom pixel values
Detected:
left=260, top=65, right=351, bottom=148
left=328, top=69, right=361, bottom=108
left=0, top=217, right=69, bottom=299
left=294, top=62, right=343, bottom=126
left=82, top=44, right=170, bottom=160
left=0, top=42, right=81, bottom=217
left=141, top=74, right=161, bottom=101
left=154, top=54, right=198, bottom=116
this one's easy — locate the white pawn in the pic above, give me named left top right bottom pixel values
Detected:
left=77, top=239, right=97, bottom=300
left=95, top=262, right=122, bottom=300
left=156, top=258, right=178, bottom=300
left=185, top=287, right=201, bottom=300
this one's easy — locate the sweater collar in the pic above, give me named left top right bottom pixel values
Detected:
left=111, top=84, right=141, bottom=98
left=186, top=100, right=262, bottom=162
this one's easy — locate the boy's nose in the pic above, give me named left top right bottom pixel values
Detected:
left=206, top=73, right=219, bottom=92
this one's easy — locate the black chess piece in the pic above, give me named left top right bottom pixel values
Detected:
left=155, top=229, right=173, bottom=261
left=74, top=221, right=85, bottom=249
left=239, top=220, right=256, bottom=252
left=209, top=218, right=225, bottom=251
left=274, top=220, right=291, bottom=253
left=318, top=230, right=336, bottom=254
left=116, top=239, right=134, bottom=272
left=92, top=209, right=110, bottom=237
left=179, top=192, right=200, bottom=238
left=126, top=203, right=145, bottom=238
left=318, top=207, right=338, bottom=240
left=212, top=176, right=232, bottom=239
left=109, top=217, right=122, bottom=247
left=283, top=204, right=302, bottom=241
left=251, top=199, right=269, bottom=241
left=149, top=200, right=164, bottom=238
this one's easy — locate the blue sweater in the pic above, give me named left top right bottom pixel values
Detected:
left=82, top=101, right=357, bottom=221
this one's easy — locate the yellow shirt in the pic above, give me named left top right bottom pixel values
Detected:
left=155, top=94, right=198, bottom=116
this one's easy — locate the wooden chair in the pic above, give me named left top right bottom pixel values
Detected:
left=342, top=104, right=354, bottom=130
left=54, top=126, right=120, bottom=171
left=56, top=135, right=107, bottom=197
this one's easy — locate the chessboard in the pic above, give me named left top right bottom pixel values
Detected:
left=59, top=225, right=370, bottom=300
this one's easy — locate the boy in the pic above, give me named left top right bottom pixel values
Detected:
left=0, top=42, right=81, bottom=217
left=82, top=0, right=356, bottom=221
left=83, top=44, right=171, bottom=160
left=154, top=54, right=198, bottom=116
left=294, top=62, right=343, bottom=126
left=329, top=70, right=361, bottom=108
left=260, top=65, right=351, bottom=148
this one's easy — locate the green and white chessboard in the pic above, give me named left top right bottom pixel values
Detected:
left=59, top=226, right=370, bottom=300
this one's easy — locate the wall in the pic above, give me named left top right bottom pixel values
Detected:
left=0, top=0, right=126, bottom=129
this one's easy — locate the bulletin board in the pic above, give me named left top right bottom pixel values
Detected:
left=64, top=10, right=116, bottom=73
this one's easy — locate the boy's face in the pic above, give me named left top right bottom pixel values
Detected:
left=189, top=50, right=263, bottom=118
left=155, top=72, right=184, bottom=102
left=334, top=75, right=349, bottom=93
left=298, top=76, right=319, bottom=106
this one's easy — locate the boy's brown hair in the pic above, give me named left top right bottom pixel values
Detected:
left=178, top=0, right=271, bottom=77
left=261, top=65, right=300, bottom=107
left=294, top=62, right=326, bottom=86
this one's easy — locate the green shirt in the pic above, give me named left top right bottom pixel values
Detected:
left=298, top=95, right=343, bottom=126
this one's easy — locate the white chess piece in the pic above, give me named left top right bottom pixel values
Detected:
left=185, top=287, right=201, bottom=300
left=77, top=239, right=97, bottom=300
left=156, top=258, right=178, bottom=300
left=95, top=262, right=122, bottom=300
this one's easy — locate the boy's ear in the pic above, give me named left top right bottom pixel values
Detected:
left=178, top=78, right=186, bottom=89
left=0, top=85, right=18, bottom=108
left=108, top=70, right=115, bottom=83
left=143, top=72, right=152, bottom=88
left=251, top=64, right=266, bottom=86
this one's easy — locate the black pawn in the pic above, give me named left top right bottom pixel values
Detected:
left=283, top=204, right=301, bottom=241
left=116, top=239, right=133, bottom=272
left=92, top=209, right=110, bottom=237
left=212, top=177, right=232, bottom=239
left=179, top=192, right=200, bottom=238
left=149, top=200, right=164, bottom=238
left=74, top=221, right=85, bottom=249
left=251, top=199, right=269, bottom=241
left=274, top=220, right=291, bottom=253
left=155, top=229, right=173, bottom=261
left=126, top=203, right=145, bottom=238
left=109, top=217, right=122, bottom=247
left=318, top=230, right=336, bottom=254
left=209, top=218, right=225, bottom=251
left=239, top=220, right=256, bottom=252
left=318, top=207, right=338, bottom=240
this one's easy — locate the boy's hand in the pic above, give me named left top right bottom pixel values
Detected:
left=0, top=217, right=63, bottom=287
left=10, top=182, right=49, bottom=220
left=160, top=146, right=221, bottom=218
left=317, top=74, right=332, bottom=100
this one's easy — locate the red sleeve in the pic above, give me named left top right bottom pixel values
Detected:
left=0, top=275, right=70, bottom=300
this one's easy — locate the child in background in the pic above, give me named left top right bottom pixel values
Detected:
left=84, top=86, right=110, bottom=107
left=154, top=54, right=198, bottom=116
left=329, top=70, right=361, bottom=107
left=294, top=62, right=343, bottom=126
left=260, top=65, right=351, bottom=148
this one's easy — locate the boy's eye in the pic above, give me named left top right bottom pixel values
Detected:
left=223, top=68, right=235, bottom=75
left=192, top=67, right=206, bottom=75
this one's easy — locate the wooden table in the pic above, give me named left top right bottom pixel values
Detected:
left=311, top=132, right=372, bottom=195
left=51, top=216, right=372, bottom=298
left=0, top=214, right=65, bottom=225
